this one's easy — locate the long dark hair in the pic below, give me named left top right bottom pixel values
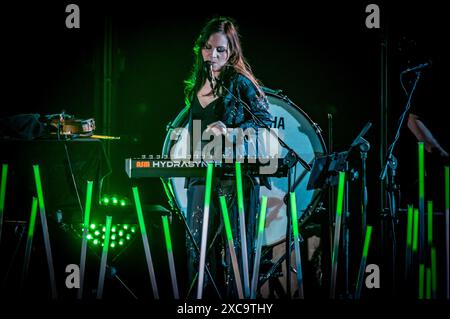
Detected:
left=184, top=17, right=264, bottom=106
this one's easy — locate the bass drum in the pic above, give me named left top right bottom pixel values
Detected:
left=161, top=88, right=327, bottom=246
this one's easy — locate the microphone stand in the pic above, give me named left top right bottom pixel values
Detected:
left=379, top=70, right=422, bottom=295
left=216, top=77, right=311, bottom=299
left=341, top=122, right=372, bottom=299
left=359, top=138, right=370, bottom=238
left=380, top=70, right=422, bottom=181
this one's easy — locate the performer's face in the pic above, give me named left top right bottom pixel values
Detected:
left=202, top=32, right=229, bottom=74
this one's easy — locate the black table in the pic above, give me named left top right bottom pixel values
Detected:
left=1, top=138, right=111, bottom=223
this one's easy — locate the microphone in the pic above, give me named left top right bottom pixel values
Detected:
left=351, top=122, right=372, bottom=148
left=204, top=61, right=216, bottom=92
left=401, top=60, right=432, bottom=74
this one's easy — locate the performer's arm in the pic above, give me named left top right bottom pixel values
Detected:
left=407, top=113, right=449, bottom=157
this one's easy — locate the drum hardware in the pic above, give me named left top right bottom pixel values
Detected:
left=261, top=87, right=283, bottom=96
left=260, top=242, right=295, bottom=283
left=313, top=122, right=323, bottom=134
left=258, top=239, right=300, bottom=296
left=298, top=198, right=326, bottom=229
left=277, top=93, right=296, bottom=107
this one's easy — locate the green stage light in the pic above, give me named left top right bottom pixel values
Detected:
left=102, top=195, right=131, bottom=207
left=81, top=223, right=137, bottom=250
left=111, top=242, right=116, bottom=248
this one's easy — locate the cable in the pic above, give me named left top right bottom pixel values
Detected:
left=63, top=141, right=85, bottom=220
left=385, top=71, right=422, bottom=164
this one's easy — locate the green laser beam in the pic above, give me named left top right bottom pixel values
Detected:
left=418, top=142, right=425, bottom=199
left=407, top=205, right=413, bottom=248
left=162, top=216, right=173, bottom=252
left=219, top=196, right=233, bottom=242
left=258, top=196, right=268, bottom=234
left=362, top=226, right=373, bottom=258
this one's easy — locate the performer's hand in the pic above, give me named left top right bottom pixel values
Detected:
left=425, top=142, right=449, bottom=157
left=207, top=121, right=227, bottom=136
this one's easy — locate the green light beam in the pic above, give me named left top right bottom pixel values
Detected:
left=219, top=196, right=244, bottom=299
left=162, top=215, right=179, bottom=299
left=235, top=162, right=250, bottom=298
left=197, top=163, right=213, bottom=299
left=330, top=171, right=345, bottom=298
left=78, top=180, right=93, bottom=299
left=0, top=164, right=8, bottom=244
left=132, top=186, right=159, bottom=299
left=290, top=192, right=304, bottom=298
left=96, top=215, right=112, bottom=299
left=251, top=196, right=267, bottom=299
left=20, top=197, right=38, bottom=291
left=33, top=165, right=57, bottom=299
left=355, top=225, right=373, bottom=299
